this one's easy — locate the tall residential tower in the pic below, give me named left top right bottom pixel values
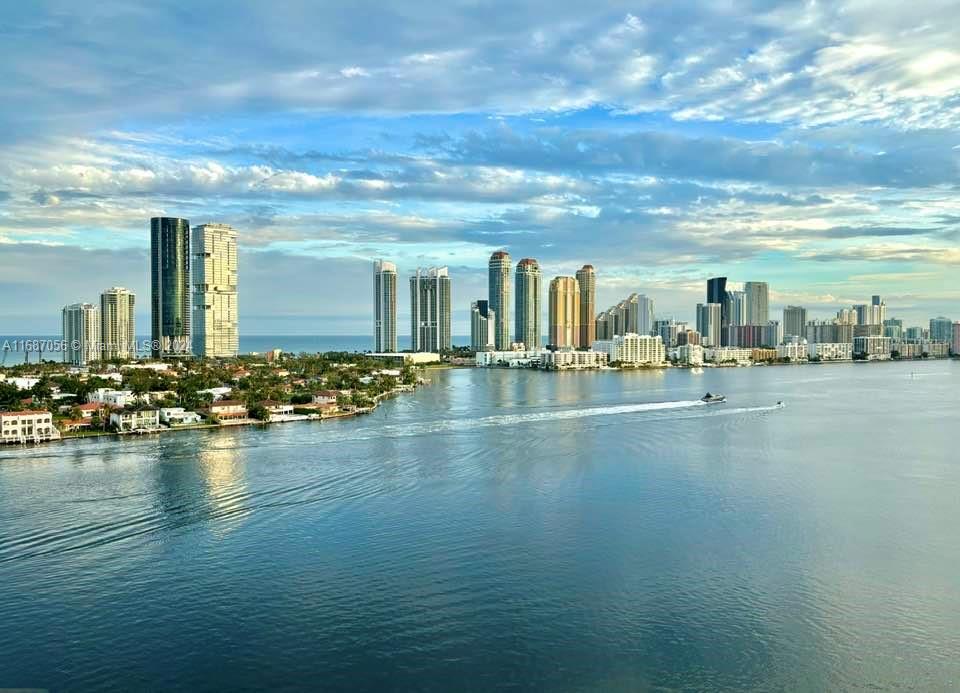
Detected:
left=374, top=259, right=398, bottom=352
left=192, top=223, right=239, bottom=358
left=62, top=303, right=101, bottom=366
left=548, top=276, right=580, bottom=349
left=100, top=287, right=136, bottom=360
left=576, top=265, right=596, bottom=348
left=515, top=258, right=542, bottom=349
left=488, top=251, right=511, bottom=349
left=410, top=267, right=451, bottom=353
left=151, top=217, right=191, bottom=358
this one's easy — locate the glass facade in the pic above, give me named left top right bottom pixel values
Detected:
left=151, top=217, right=191, bottom=358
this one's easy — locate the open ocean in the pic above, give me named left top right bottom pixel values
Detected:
left=1, top=360, right=958, bottom=690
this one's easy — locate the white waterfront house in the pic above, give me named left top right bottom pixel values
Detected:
left=0, top=410, right=61, bottom=444
left=88, top=388, right=137, bottom=407
left=110, top=409, right=161, bottom=432
left=159, top=407, right=202, bottom=426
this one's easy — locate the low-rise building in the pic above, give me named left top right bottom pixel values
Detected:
left=88, top=388, right=137, bottom=407
left=807, top=342, right=852, bottom=361
left=204, top=400, right=248, bottom=421
left=592, top=333, right=665, bottom=366
left=0, top=410, right=61, bottom=444
left=368, top=352, right=440, bottom=365
left=197, top=386, right=232, bottom=401
left=777, top=340, right=808, bottom=362
left=893, top=341, right=923, bottom=359
left=541, top=349, right=608, bottom=370
left=922, top=341, right=950, bottom=359
left=1, top=376, right=40, bottom=390
left=262, top=401, right=294, bottom=417
left=121, top=363, right=171, bottom=372
left=159, top=407, right=202, bottom=426
left=671, top=344, right=704, bottom=366
left=311, top=390, right=340, bottom=405
left=751, top=348, right=777, bottom=362
left=853, top=335, right=892, bottom=361
left=76, top=402, right=108, bottom=419
left=475, top=349, right=544, bottom=368
left=704, top=347, right=753, bottom=365
left=109, top=409, right=161, bottom=432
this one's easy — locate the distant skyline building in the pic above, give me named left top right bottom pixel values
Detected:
left=783, top=305, right=807, bottom=340
left=192, top=223, right=238, bottom=358
left=62, top=302, right=101, bottom=366
left=410, top=267, right=451, bottom=353
left=373, top=259, right=398, bottom=352
left=576, top=265, right=596, bottom=349
left=488, top=251, right=512, bottom=349
left=952, top=323, right=960, bottom=356
left=548, top=276, right=580, bottom=349
left=100, top=287, right=135, bottom=361
left=726, top=290, right=746, bottom=327
left=471, top=300, right=495, bottom=352
left=744, top=281, right=769, bottom=326
left=696, top=303, right=722, bottom=347
left=930, top=316, right=953, bottom=342
left=150, top=216, right=191, bottom=358
left=515, top=258, right=542, bottom=349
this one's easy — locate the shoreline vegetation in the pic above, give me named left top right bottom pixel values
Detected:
left=0, top=351, right=429, bottom=448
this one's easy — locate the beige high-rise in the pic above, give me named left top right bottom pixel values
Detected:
left=192, top=223, right=239, bottom=358
left=100, top=287, right=136, bottom=360
left=575, top=265, right=595, bottom=349
left=548, top=276, right=580, bottom=349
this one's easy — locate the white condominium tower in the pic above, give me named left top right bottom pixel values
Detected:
left=62, top=302, right=101, bottom=366
left=488, top=251, right=511, bottom=349
left=410, top=267, right=452, bottom=353
left=100, top=287, right=136, bottom=360
left=514, top=258, right=542, bottom=349
left=374, top=259, right=398, bottom=352
left=744, top=281, right=769, bottom=325
left=471, top=300, right=495, bottom=351
left=192, top=223, right=239, bottom=358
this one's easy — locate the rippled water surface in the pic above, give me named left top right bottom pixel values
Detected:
left=1, top=362, right=958, bottom=691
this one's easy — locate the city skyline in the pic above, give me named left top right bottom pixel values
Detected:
left=2, top=3, right=960, bottom=335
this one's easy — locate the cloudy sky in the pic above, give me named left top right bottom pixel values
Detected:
left=1, top=0, right=958, bottom=335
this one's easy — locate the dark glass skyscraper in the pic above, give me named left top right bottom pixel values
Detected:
left=706, top=277, right=729, bottom=345
left=150, top=217, right=191, bottom=358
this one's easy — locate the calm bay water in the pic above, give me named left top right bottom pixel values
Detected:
left=1, top=361, right=958, bottom=690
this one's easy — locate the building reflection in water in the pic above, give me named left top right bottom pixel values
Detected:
left=197, top=434, right=248, bottom=538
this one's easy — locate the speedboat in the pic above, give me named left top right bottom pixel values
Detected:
left=701, top=392, right=726, bottom=404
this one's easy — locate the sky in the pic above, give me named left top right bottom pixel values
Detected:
left=0, top=0, right=958, bottom=335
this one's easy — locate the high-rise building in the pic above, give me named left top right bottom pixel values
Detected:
left=151, top=217, right=191, bottom=358
left=515, top=258, right=542, bottom=349
left=706, top=276, right=728, bottom=323
left=488, top=251, right=511, bottom=349
left=548, top=276, right=580, bottom=349
left=471, top=300, right=495, bottom=352
left=100, top=287, right=136, bottom=360
left=654, top=319, right=681, bottom=348
left=952, top=323, right=960, bottom=356
left=883, top=318, right=903, bottom=340
left=836, top=308, right=858, bottom=325
left=576, top=265, right=596, bottom=349
left=855, top=299, right=886, bottom=326
left=726, top=290, right=746, bottom=327
left=62, top=303, right=101, bottom=366
left=744, top=282, right=769, bottom=326
left=783, top=306, right=807, bottom=340
left=192, top=223, right=238, bottom=358
left=410, top=267, right=451, bottom=353
left=930, top=316, right=953, bottom=342
left=593, top=333, right=665, bottom=365
left=373, top=259, right=398, bottom=352
left=696, top=303, right=722, bottom=347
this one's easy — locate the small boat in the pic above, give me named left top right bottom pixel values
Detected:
left=776, top=400, right=785, bottom=408
left=701, top=392, right=726, bottom=404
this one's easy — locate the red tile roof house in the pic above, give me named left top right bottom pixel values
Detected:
left=202, top=400, right=249, bottom=423
left=311, top=390, right=340, bottom=405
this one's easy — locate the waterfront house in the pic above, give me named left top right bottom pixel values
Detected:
left=109, top=409, right=161, bottom=433
left=311, top=390, right=340, bottom=406
left=159, top=407, right=202, bottom=426
left=203, top=400, right=248, bottom=421
left=262, top=401, right=294, bottom=417
left=60, top=419, right=92, bottom=433
left=0, top=410, right=61, bottom=444
left=88, top=388, right=137, bottom=408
